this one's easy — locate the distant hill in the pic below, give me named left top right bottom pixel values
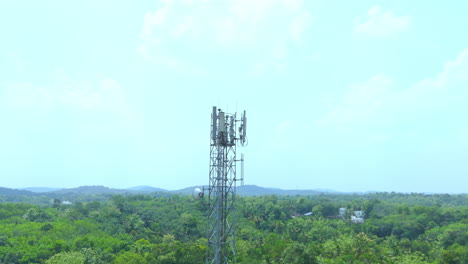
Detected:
left=48, top=185, right=170, bottom=196
left=0, top=185, right=171, bottom=205
left=127, top=186, right=168, bottom=193
left=171, top=186, right=206, bottom=195
left=50, top=185, right=131, bottom=195
left=170, top=185, right=341, bottom=197
left=0, top=187, right=37, bottom=196
left=0, top=185, right=345, bottom=204
left=0, top=184, right=355, bottom=206
left=236, top=185, right=339, bottom=196
left=20, top=187, right=62, bottom=193
left=237, top=185, right=282, bottom=196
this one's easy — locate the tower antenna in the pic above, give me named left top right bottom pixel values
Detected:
left=203, top=105, right=248, bottom=264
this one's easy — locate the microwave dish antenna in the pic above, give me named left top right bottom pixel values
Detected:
left=193, top=188, right=203, bottom=200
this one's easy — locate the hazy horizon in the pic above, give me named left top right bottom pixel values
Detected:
left=2, top=183, right=464, bottom=195
left=1, top=1, right=467, bottom=194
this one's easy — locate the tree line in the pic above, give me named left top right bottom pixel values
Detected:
left=0, top=192, right=466, bottom=263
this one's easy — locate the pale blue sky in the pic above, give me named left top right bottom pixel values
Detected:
left=1, top=0, right=467, bottom=193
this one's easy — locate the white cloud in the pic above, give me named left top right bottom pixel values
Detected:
left=436, top=49, right=468, bottom=85
left=247, top=42, right=290, bottom=76
left=321, top=49, right=468, bottom=141
left=6, top=52, right=25, bottom=73
left=2, top=69, right=131, bottom=116
left=138, top=0, right=312, bottom=73
left=248, top=61, right=267, bottom=77
left=354, top=6, right=410, bottom=37
left=320, top=74, right=392, bottom=125
left=1, top=69, right=146, bottom=151
left=290, top=11, right=312, bottom=43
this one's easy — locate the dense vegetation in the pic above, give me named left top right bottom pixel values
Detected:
left=0, top=192, right=466, bottom=263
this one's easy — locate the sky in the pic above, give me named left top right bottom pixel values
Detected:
left=0, top=0, right=467, bottom=193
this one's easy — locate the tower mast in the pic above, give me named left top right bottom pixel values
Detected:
left=206, top=106, right=247, bottom=264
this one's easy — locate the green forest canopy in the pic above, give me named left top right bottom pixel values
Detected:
left=0, top=192, right=467, bottom=263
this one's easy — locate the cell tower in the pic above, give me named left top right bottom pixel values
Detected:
left=199, top=106, right=247, bottom=264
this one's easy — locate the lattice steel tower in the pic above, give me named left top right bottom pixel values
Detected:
left=206, top=106, right=247, bottom=264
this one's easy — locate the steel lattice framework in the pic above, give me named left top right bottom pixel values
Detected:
left=206, top=106, right=246, bottom=264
